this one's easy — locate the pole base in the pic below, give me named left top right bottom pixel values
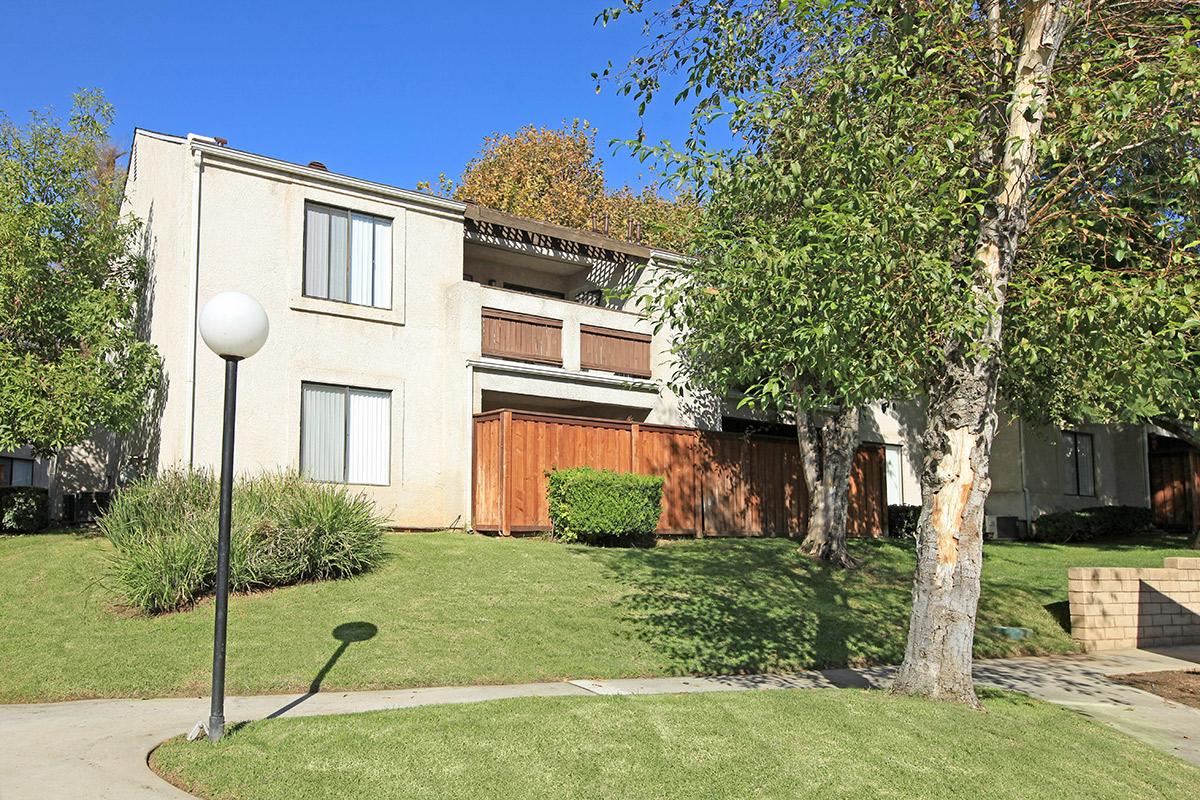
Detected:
left=206, top=713, right=225, bottom=742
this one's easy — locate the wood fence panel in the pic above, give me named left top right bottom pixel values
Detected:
left=472, top=410, right=885, bottom=538
left=472, top=413, right=503, bottom=530
left=848, top=445, right=887, bottom=538
left=1192, top=451, right=1200, bottom=534
left=635, top=426, right=700, bottom=535
left=1150, top=450, right=1193, bottom=529
left=504, top=413, right=631, bottom=532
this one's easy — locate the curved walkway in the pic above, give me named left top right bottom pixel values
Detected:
left=3, top=647, right=1198, bottom=799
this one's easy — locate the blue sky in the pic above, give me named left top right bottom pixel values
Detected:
left=0, top=0, right=693, bottom=192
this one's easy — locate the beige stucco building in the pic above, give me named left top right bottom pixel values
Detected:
left=4, top=129, right=1189, bottom=535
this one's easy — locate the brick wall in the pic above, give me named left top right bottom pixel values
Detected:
left=1068, top=557, right=1200, bottom=651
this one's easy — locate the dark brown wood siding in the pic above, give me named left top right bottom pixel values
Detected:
left=481, top=308, right=563, bottom=366
left=472, top=409, right=886, bottom=538
left=580, top=324, right=652, bottom=378
left=1150, top=442, right=1196, bottom=531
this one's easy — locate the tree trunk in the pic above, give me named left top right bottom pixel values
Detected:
left=797, top=402, right=860, bottom=568
left=893, top=1, right=1073, bottom=706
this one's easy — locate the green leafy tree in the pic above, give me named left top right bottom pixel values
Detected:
left=0, top=90, right=160, bottom=455
left=602, top=0, right=1200, bottom=703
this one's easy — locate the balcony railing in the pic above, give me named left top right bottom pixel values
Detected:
left=471, top=285, right=656, bottom=379
left=481, top=307, right=563, bottom=366
left=580, top=324, right=652, bottom=378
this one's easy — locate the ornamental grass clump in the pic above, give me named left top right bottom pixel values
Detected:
left=101, top=469, right=385, bottom=613
left=547, top=467, right=663, bottom=545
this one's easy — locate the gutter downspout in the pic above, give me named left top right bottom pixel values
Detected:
left=184, top=135, right=211, bottom=467
left=1018, top=417, right=1032, bottom=535
left=1142, top=425, right=1152, bottom=508
left=465, top=362, right=475, bottom=531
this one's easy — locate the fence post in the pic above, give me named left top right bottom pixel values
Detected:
left=500, top=410, right=512, bottom=536
left=630, top=423, right=640, bottom=472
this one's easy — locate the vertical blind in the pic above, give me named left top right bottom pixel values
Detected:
left=301, top=383, right=390, bottom=485
left=304, top=204, right=392, bottom=309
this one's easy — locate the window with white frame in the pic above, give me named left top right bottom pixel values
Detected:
left=300, top=383, right=391, bottom=485
left=1061, top=430, right=1096, bottom=497
left=303, top=203, right=392, bottom=309
left=0, top=456, right=34, bottom=487
left=883, top=444, right=905, bottom=505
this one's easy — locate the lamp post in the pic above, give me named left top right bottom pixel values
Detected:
left=197, top=291, right=269, bottom=742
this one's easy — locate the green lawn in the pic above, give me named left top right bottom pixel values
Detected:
left=0, top=530, right=1192, bottom=702
left=151, top=689, right=1200, bottom=800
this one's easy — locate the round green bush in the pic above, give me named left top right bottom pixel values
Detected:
left=0, top=486, right=49, bottom=533
left=100, top=469, right=385, bottom=613
left=547, top=467, right=663, bottom=545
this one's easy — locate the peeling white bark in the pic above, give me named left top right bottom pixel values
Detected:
left=894, top=0, right=1074, bottom=706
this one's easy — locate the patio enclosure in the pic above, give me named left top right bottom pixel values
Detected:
left=473, top=409, right=887, bottom=537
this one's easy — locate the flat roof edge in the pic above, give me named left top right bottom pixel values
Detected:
left=131, top=129, right=465, bottom=216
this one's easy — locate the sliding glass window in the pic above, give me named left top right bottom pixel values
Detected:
left=303, top=203, right=392, bottom=309
left=300, top=383, right=391, bottom=485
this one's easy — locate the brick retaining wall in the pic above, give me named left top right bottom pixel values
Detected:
left=1068, top=557, right=1200, bottom=651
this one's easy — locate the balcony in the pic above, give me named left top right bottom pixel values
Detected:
left=466, top=284, right=656, bottom=381
left=461, top=203, right=664, bottom=385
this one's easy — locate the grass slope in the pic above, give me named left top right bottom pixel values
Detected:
left=151, top=689, right=1200, bottom=800
left=1, top=531, right=1192, bottom=702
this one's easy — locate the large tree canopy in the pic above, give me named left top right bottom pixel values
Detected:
left=602, top=0, right=1200, bottom=702
left=423, top=120, right=699, bottom=251
left=0, top=91, right=159, bottom=455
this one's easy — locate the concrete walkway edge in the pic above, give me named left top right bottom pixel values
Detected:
left=3, top=647, right=1198, bottom=799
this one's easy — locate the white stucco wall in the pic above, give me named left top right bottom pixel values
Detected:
left=121, top=131, right=699, bottom=528
left=986, top=410, right=1150, bottom=523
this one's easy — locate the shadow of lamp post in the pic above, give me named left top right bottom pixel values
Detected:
left=198, top=291, right=269, bottom=742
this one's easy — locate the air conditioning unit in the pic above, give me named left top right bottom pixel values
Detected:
left=62, top=491, right=112, bottom=524
left=986, top=515, right=1021, bottom=540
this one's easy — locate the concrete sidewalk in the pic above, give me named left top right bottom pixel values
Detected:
left=2, top=647, right=1197, bottom=799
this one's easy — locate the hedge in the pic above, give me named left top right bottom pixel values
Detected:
left=1028, top=505, right=1157, bottom=543
left=886, top=504, right=920, bottom=540
left=0, top=486, right=48, bottom=533
left=546, top=467, right=663, bottom=544
left=101, top=469, right=386, bottom=613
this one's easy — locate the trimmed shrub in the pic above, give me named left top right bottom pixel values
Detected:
left=101, top=469, right=385, bottom=613
left=0, top=486, right=49, bottom=533
left=887, top=504, right=920, bottom=540
left=1029, top=505, right=1157, bottom=544
left=547, top=467, right=663, bottom=544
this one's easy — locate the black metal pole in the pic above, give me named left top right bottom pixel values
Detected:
left=208, top=356, right=240, bottom=742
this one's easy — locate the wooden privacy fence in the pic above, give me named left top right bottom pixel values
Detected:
left=473, top=409, right=887, bottom=538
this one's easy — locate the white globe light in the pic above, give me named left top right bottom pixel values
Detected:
left=199, top=291, right=269, bottom=359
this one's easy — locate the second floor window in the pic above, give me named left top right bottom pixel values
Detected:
left=304, top=203, right=392, bottom=309
left=1061, top=430, right=1096, bottom=497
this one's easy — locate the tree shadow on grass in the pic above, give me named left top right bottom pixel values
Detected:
left=581, top=538, right=918, bottom=676
left=581, top=536, right=1131, bottom=677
